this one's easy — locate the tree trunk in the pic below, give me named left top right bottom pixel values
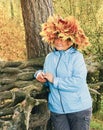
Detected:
left=20, top=0, right=54, bottom=59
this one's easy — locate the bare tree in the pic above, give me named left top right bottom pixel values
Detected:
left=21, top=0, right=54, bottom=59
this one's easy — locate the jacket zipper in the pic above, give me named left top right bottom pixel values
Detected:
left=55, top=53, right=65, bottom=113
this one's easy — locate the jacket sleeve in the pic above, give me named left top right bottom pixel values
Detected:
left=53, top=53, right=88, bottom=92
left=34, top=55, right=48, bottom=78
left=34, top=56, right=49, bottom=87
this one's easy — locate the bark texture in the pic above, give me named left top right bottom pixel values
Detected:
left=21, top=0, right=53, bottom=59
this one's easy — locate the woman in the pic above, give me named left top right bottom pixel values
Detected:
left=34, top=15, right=92, bottom=130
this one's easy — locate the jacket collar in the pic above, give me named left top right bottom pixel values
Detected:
left=53, top=46, right=76, bottom=56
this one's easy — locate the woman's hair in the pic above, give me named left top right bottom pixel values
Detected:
left=72, top=43, right=78, bottom=49
left=66, top=38, right=78, bottom=49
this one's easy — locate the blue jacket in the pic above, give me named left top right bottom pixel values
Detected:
left=35, top=47, right=92, bottom=114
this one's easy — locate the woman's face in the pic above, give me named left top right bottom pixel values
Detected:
left=53, top=38, right=72, bottom=51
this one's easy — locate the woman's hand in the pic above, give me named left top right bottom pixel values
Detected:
left=44, top=72, right=54, bottom=83
left=36, top=72, right=47, bottom=83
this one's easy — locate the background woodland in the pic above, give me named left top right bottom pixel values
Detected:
left=0, top=0, right=103, bottom=130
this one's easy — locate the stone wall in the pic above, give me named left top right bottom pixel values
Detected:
left=0, top=58, right=50, bottom=130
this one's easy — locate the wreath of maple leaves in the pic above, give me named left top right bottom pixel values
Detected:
left=40, top=15, right=90, bottom=49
